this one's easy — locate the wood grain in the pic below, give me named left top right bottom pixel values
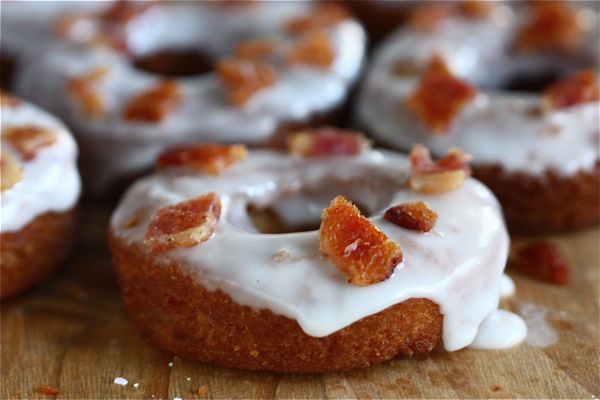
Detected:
left=1, top=203, right=599, bottom=399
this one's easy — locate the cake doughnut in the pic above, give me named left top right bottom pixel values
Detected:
left=1, top=92, right=81, bottom=299
left=14, top=1, right=366, bottom=197
left=356, top=1, right=600, bottom=234
left=108, top=128, right=522, bottom=372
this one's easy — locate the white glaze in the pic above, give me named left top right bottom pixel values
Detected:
left=1, top=98, right=81, bottom=233
left=468, top=309, right=527, bottom=349
left=356, top=5, right=600, bottom=176
left=517, top=302, right=558, bottom=348
left=111, top=149, right=512, bottom=351
left=15, top=2, right=366, bottom=195
left=500, top=273, right=515, bottom=298
left=0, top=0, right=110, bottom=58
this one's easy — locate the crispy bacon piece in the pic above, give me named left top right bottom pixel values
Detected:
left=284, top=3, right=350, bottom=34
left=144, top=193, right=222, bottom=252
left=2, top=126, right=57, bottom=161
left=288, top=127, right=370, bottom=157
left=217, top=58, right=277, bottom=106
left=235, top=38, right=276, bottom=60
left=0, top=91, right=20, bottom=108
left=408, top=144, right=472, bottom=194
left=286, top=31, right=334, bottom=68
left=67, top=67, right=110, bottom=118
left=157, top=144, right=248, bottom=175
left=408, top=4, right=455, bottom=31
left=407, top=55, right=476, bottom=133
left=123, top=80, right=182, bottom=122
left=515, top=2, right=582, bottom=52
left=384, top=201, right=438, bottom=232
left=541, top=70, right=599, bottom=110
left=458, top=1, right=493, bottom=18
left=515, top=241, right=570, bottom=285
left=320, top=196, right=403, bottom=286
left=1, top=151, right=22, bottom=192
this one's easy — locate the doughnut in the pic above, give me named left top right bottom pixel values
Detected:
left=108, top=128, right=517, bottom=372
left=14, top=1, right=366, bottom=197
left=0, top=92, right=81, bottom=299
left=356, top=1, right=600, bottom=234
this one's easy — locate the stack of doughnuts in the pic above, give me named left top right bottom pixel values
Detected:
left=1, top=92, right=81, bottom=298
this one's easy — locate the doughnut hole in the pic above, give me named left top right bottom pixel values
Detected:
left=242, top=174, right=399, bottom=234
left=132, top=48, right=215, bottom=77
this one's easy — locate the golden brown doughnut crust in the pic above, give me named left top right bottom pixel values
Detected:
left=474, top=161, right=600, bottom=235
left=1, top=210, right=77, bottom=299
left=108, top=231, right=443, bottom=372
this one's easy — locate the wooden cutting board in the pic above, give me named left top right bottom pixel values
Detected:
left=2, top=203, right=599, bottom=399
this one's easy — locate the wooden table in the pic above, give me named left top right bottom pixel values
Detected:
left=2, top=203, right=599, bottom=399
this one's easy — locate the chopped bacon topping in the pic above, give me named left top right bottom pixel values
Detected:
left=235, top=38, right=276, bottom=60
left=144, top=193, right=222, bottom=252
left=408, top=144, right=472, bottom=194
left=284, top=3, right=350, bottom=34
left=320, top=196, right=403, bottom=286
left=0, top=91, right=20, bottom=108
left=286, top=31, right=335, bottom=68
left=217, top=58, right=277, bottom=106
left=458, top=1, right=493, bottom=18
left=407, top=55, right=477, bottom=133
left=408, top=4, right=455, bottom=31
left=0, top=151, right=22, bottom=192
left=384, top=201, right=438, bottom=232
left=157, top=144, right=248, bottom=175
left=515, top=2, right=582, bottom=52
left=541, top=70, right=599, bottom=111
left=288, top=127, right=370, bottom=157
left=67, top=67, right=110, bottom=118
left=515, top=241, right=570, bottom=285
left=2, top=126, right=57, bottom=161
left=123, top=80, right=182, bottom=122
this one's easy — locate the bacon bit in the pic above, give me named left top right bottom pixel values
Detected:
left=458, top=1, right=493, bottom=18
left=384, top=202, right=438, bottom=232
left=123, top=80, right=182, bottom=122
left=0, top=91, right=20, bottom=108
left=67, top=67, right=110, bottom=118
left=320, top=196, right=403, bottom=286
left=515, top=241, right=570, bottom=285
left=144, top=193, right=222, bottom=252
left=541, top=70, right=599, bottom=111
left=286, top=30, right=334, bottom=68
left=157, top=144, right=248, bottom=175
left=123, top=208, right=147, bottom=229
left=35, top=384, right=60, bottom=396
left=515, top=2, right=582, bottom=52
left=407, top=55, right=476, bottom=133
left=284, top=3, right=350, bottom=34
left=408, top=4, right=455, bottom=31
left=100, top=0, right=151, bottom=24
left=235, top=38, right=277, bottom=60
left=2, top=126, right=57, bottom=160
left=217, top=58, right=276, bottom=106
left=197, top=385, right=209, bottom=397
left=0, top=151, right=22, bottom=191
left=288, top=127, right=370, bottom=158
left=408, top=144, right=472, bottom=194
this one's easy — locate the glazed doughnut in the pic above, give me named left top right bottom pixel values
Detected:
left=356, top=2, right=600, bottom=234
left=108, top=129, right=521, bottom=372
left=15, top=1, right=366, bottom=196
left=0, top=92, right=81, bottom=299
